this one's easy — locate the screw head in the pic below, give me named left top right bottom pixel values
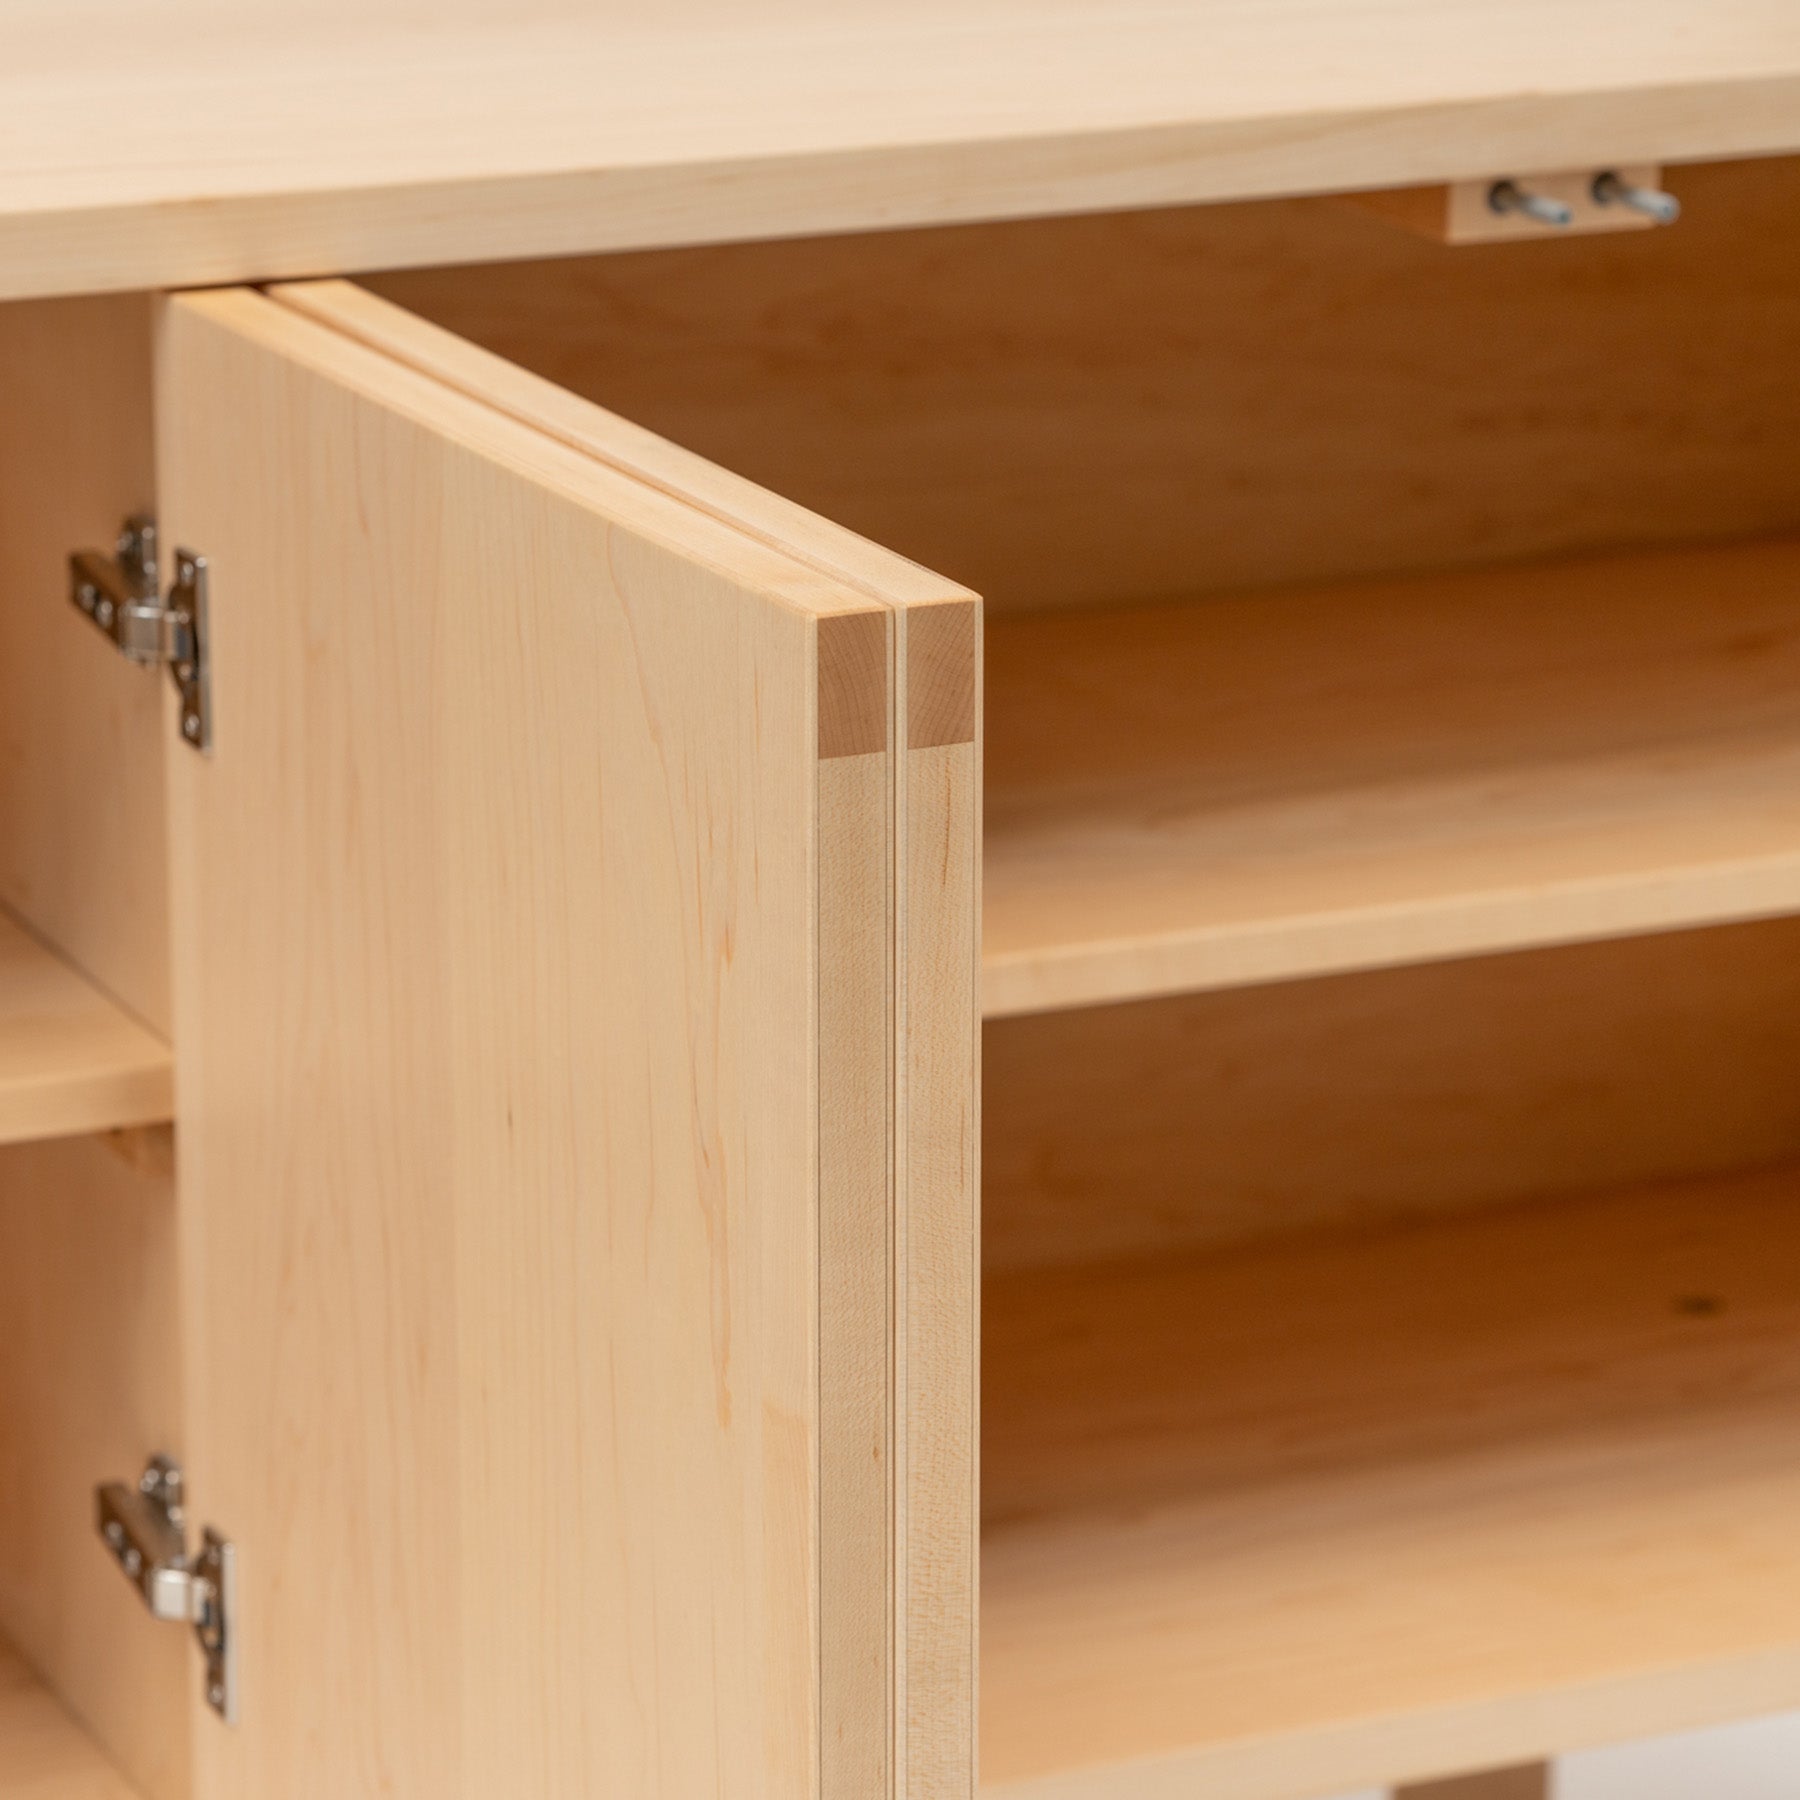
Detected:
left=183, top=713, right=201, bottom=742
left=94, top=597, right=115, bottom=629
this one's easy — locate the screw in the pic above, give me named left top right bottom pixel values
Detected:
left=122, top=1547, right=141, bottom=1577
left=94, top=597, right=115, bottom=629
left=1488, top=179, right=1573, bottom=228
left=183, top=713, right=202, bottom=742
left=208, top=1682, right=225, bottom=1708
left=1592, top=169, right=1680, bottom=224
left=76, top=583, right=97, bottom=614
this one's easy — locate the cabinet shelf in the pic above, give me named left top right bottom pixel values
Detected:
left=981, top=1166, right=1800, bottom=1798
left=0, top=1637, right=139, bottom=1798
left=0, top=908, right=173, bottom=1146
left=985, top=537, right=1800, bottom=1017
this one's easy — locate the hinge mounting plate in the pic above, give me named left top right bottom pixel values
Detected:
left=96, top=1456, right=237, bottom=1722
left=70, top=515, right=212, bottom=751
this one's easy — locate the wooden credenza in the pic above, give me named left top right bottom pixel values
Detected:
left=5, top=8, right=1800, bottom=1799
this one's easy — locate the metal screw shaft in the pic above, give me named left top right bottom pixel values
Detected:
left=1592, top=170, right=1680, bottom=224
left=1488, top=179, right=1573, bottom=228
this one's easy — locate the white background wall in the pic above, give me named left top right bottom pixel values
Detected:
left=1325, top=1709, right=1800, bottom=1800
left=1559, top=1712, right=1800, bottom=1799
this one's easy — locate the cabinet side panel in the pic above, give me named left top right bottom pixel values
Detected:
left=0, top=293, right=185, bottom=1798
left=0, top=1135, right=188, bottom=1800
left=0, top=293, right=169, bottom=1032
left=159, top=288, right=849, bottom=1799
left=897, top=602, right=982, bottom=1797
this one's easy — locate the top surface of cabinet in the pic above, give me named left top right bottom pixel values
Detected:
left=5, top=0, right=1800, bottom=302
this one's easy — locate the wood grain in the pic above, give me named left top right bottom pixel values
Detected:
left=271, top=280, right=965, bottom=614
left=161, top=287, right=860, bottom=1800
left=368, top=157, right=1800, bottom=621
left=0, top=909, right=171, bottom=1146
left=820, top=744, right=896, bottom=1800
left=984, top=916, right=1800, bottom=1271
left=0, top=1635, right=142, bottom=1799
left=982, top=1167, right=1800, bottom=1798
left=895, top=721, right=981, bottom=1798
left=818, top=610, right=890, bottom=760
left=985, top=537, right=1800, bottom=1016
left=893, top=595, right=983, bottom=1800
left=0, top=293, right=184, bottom=1798
left=6, top=3, right=1800, bottom=299
left=159, top=285, right=980, bottom=1799
left=0, top=1138, right=187, bottom=1800
left=0, top=293, right=169, bottom=1033
left=278, top=275, right=983, bottom=1798
left=907, top=603, right=978, bottom=753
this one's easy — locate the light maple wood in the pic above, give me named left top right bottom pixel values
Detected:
left=0, top=909, right=171, bottom=1146
left=159, top=283, right=852, bottom=1799
left=984, top=916, right=1800, bottom=1271
left=0, top=1635, right=142, bottom=1800
left=158, top=284, right=979, bottom=1799
left=985, top=537, right=1800, bottom=1017
left=0, top=293, right=169, bottom=1032
left=6, top=2, right=1800, bottom=299
left=0, top=291, right=184, bottom=1799
left=981, top=1166, right=1800, bottom=1799
left=819, top=740, right=896, bottom=1799
left=368, top=156, right=1800, bottom=620
left=895, top=717, right=981, bottom=1798
left=284, top=273, right=986, bottom=1798
left=270, top=281, right=962, bottom=612
left=0, top=1137, right=187, bottom=1800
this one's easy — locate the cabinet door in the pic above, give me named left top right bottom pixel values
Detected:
left=154, top=287, right=978, bottom=1799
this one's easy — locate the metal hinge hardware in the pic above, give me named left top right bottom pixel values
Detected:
left=96, top=1456, right=237, bottom=1722
left=70, top=515, right=212, bottom=751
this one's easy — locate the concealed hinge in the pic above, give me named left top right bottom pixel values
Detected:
left=70, top=515, right=212, bottom=751
left=96, top=1456, right=237, bottom=1723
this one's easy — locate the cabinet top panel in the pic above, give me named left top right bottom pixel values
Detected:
left=5, top=0, right=1800, bottom=300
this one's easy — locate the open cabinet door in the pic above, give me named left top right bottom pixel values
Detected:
left=154, top=286, right=978, bottom=1800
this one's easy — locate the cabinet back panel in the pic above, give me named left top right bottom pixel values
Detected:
left=369, top=156, right=1800, bottom=618
left=984, top=917, right=1800, bottom=1272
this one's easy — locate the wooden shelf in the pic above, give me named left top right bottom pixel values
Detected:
left=0, top=908, right=173, bottom=1147
left=5, top=3, right=1800, bottom=302
left=0, top=1638, right=138, bottom=1799
left=985, top=538, right=1800, bottom=1017
left=981, top=1166, right=1800, bottom=1798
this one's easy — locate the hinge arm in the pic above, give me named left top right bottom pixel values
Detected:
left=70, top=515, right=213, bottom=751
left=96, top=1456, right=237, bottom=1722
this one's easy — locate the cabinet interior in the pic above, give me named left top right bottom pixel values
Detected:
left=0, top=294, right=185, bottom=1800
left=1, top=152, right=1798, bottom=1800
left=374, top=151, right=1800, bottom=1796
